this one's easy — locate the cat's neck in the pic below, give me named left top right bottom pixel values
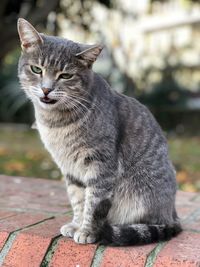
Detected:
left=35, top=106, right=75, bottom=128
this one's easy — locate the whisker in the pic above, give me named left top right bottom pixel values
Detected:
left=66, top=96, right=90, bottom=114
left=69, top=94, right=102, bottom=115
left=55, top=89, right=102, bottom=115
left=62, top=99, right=85, bottom=121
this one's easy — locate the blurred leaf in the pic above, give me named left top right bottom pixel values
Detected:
left=177, top=171, right=189, bottom=183
left=181, top=183, right=197, bottom=193
left=0, top=147, right=9, bottom=156
left=4, top=160, right=26, bottom=172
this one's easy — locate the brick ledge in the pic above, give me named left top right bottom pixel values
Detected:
left=0, top=175, right=200, bottom=267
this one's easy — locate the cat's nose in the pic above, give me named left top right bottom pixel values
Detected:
left=42, top=87, right=52, bottom=96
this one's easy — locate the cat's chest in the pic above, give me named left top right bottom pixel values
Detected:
left=37, top=123, right=90, bottom=178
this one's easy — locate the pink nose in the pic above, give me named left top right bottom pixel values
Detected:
left=42, top=87, right=52, bottom=96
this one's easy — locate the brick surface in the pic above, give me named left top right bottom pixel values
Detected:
left=100, top=244, right=156, bottom=267
left=176, top=205, right=198, bottom=220
left=0, top=175, right=69, bottom=213
left=176, top=191, right=199, bottom=218
left=187, top=221, right=200, bottom=231
left=176, top=191, right=198, bottom=205
left=0, top=211, right=17, bottom=220
left=0, top=175, right=200, bottom=267
left=0, top=231, right=9, bottom=251
left=21, top=214, right=71, bottom=237
left=2, top=234, right=51, bottom=267
left=49, top=239, right=97, bottom=267
left=192, top=194, right=200, bottom=203
left=154, top=231, right=200, bottom=267
left=184, top=218, right=200, bottom=231
left=2, top=215, right=70, bottom=267
left=0, top=212, right=50, bottom=233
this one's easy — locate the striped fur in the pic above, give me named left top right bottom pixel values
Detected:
left=99, top=222, right=182, bottom=246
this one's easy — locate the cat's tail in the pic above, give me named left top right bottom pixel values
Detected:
left=99, top=221, right=182, bottom=246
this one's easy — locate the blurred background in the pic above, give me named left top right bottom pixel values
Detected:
left=0, top=0, right=200, bottom=192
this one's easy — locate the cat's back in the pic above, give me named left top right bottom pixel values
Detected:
left=95, top=73, right=165, bottom=139
left=93, top=74, right=169, bottom=165
left=112, top=90, right=166, bottom=146
left=110, top=89, right=174, bottom=177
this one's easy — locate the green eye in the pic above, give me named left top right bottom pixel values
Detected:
left=30, top=65, right=42, bottom=74
left=59, top=73, right=73, bottom=80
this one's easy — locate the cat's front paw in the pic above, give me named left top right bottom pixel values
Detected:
left=73, top=229, right=96, bottom=244
left=60, top=222, right=78, bottom=238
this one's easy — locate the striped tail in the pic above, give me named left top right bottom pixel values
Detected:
left=99, top=222, right=182, bottom=246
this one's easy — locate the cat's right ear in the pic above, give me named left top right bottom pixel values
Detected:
left=17, top=18, right=43, bottom=52
left=75, top=45, right=103, bottom=68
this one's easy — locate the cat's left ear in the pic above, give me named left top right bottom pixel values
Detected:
left=75, top=45, right=103, bottom=67
left=17, top=18, right=43, bottom=52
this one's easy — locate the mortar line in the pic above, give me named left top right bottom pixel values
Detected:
left=20, top=216, right=56, bottom=232
left=40, top=235, right=62, bottom=267
left=0, top=209, right=73, bottom=264
left=144, top=241, right=167, bottom=267
left=0, top=216, right=55, bottom=265
left=18, top=210, right=73, bottom=233
left=0, top=213, right=21, bottom=221
left=144, top=201, right=200, bottom=267
left=90, top=245, right=106, bottom=267
left=0, top=232, right=18, bottom=266
left=190, top=194, right=200, bottom=202
left=183, top=228, right=200, bottom=233
left=182, top=208, right=200, bottom=224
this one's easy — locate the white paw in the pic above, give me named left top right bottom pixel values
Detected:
left=73, top=229, right=96, bottom=244
left=60, top=222, right=78, bottom=238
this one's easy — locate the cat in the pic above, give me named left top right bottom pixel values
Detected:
left=17, top=18, right=182, bottom=245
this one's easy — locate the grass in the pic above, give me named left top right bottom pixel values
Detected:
left=0, top=125, right=61, bottom=180
left=0, top=124, right=199, bottom=191
left=168, top=137, right=200, bottom=192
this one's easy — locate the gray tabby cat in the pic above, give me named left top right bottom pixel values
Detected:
left=17, top=18, right=182, bottom=245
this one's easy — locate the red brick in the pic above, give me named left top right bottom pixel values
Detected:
left=176, top=191, right=197, bottom=205
left=0, top=176, right=199, bottom=267
left=2, top=234, right=51, bottom=267
left=0, top=211, right=17, bottom=220
left=154, top=231, right=200, bottom=267
left=176, top=205, right=198, bottom=220
left=100, top=244, right=156, bottom=267
left=21, top=214, right=71, bottom=237
left=0, top=212, right=50, bottom=233
left=2, top=215, right=70, bottom=267
left=0, top=231, right=9, bottom=251
left=184, top=218, right=200, bottom=231
left=175, top=192, right=200, bottom=221
left=0, top=175, right=69, bottom=213
left=188, top=221, right=200, bottom=232
left=49, top=239, right=97, bottom=267
left=193, top=194, right=200, bottom=203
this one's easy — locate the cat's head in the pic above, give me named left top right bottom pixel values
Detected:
left=17, top=18, right=103, bottom=111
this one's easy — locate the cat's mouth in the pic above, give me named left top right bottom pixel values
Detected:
left=40, top=96, right=57, bottom=104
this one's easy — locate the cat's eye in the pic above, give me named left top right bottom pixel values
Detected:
left=59, top=73, right=73, bottom=80
left=30, top=65, right=42, bottom=74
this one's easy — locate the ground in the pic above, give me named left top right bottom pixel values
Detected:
left=0, top=175, right=200, bottom=267
left=0, top=124, right=199, bottom=192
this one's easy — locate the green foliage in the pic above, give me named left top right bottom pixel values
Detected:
left=0, top=50, right=33, bottom=123
left=138, top=76, right=187, bottom=110
left=0, top=127, right=60, bottom=179
left=169, top=137, right=200, bottom=192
